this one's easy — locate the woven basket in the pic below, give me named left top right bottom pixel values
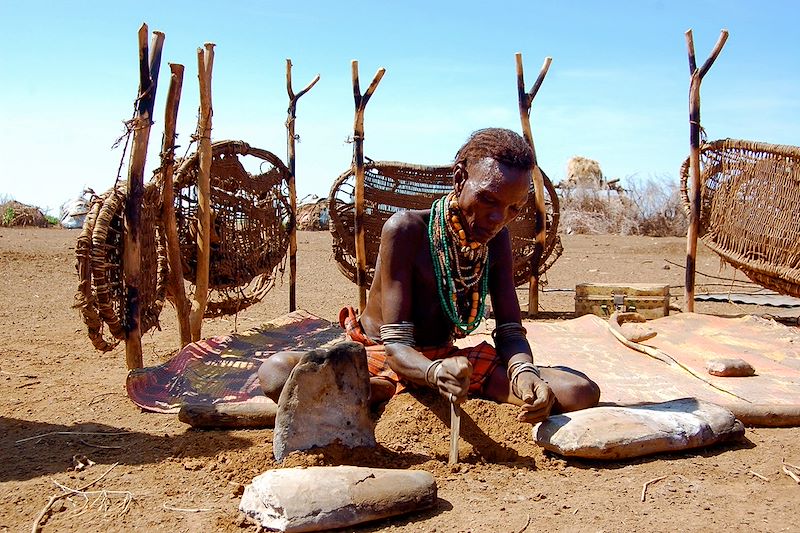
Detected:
left=328, top=160, right=562, bottom=287
left=680, top=138, right=800, bottom=296
left=74, top=182, right=168, bottom=352
left=172, top=140, right=292, bottom=317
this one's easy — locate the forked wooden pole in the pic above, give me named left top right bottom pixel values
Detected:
left=684, top=29, right=728, bottom=312
left=351, top=61, right=385, bottom=313
left=123, top=25, right=164, bottom=369
left=189, top=42, right=215, bottom=341
left=160, top=63, right=191, bottom=348
left=515, top=53, right=551, bottom=318
left=286, top=59, right=320, bottom=312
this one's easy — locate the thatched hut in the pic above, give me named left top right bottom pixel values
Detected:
left=296, top=195, right=329, bottom=231
left=0, top=201, right=51, bottom=227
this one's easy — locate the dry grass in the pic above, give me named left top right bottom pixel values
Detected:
left=558, top=171, right=687, bottom=237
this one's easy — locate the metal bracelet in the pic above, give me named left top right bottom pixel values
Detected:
left=425, top=359, right=443, bottom=389
left=509, top=362, right=541, bottom=398
left=507, top=359, right=539, bottom=380
left=492, top=322, right=528, bottom=343
left=380, top=322, right=415, bottom=347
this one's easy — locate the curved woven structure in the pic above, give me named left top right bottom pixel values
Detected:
left=172, top=140, right=292, bottom=317
left=329, top=160, right=562, bottom=287
left=680, top=138, right=800, bottom=296
left=74, top=183, right=168, bottom=352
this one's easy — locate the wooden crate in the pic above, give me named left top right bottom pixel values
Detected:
left=575, top=283, right=670, bottom=320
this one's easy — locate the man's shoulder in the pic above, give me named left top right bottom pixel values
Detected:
left=382, top=209, right=429, bottom=237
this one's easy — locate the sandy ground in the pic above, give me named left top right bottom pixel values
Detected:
left=1, top=227, right=798, bottom=532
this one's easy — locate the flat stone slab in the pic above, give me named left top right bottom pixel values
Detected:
left=533, top=397, right=745, bottom=460
left=273, top=342, right=375, bottom=462
left=240, top=466, right=437, bottom=532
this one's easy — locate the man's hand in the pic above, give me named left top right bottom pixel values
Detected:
left=433, top=356, right=472, bottom=404
left=514, top=372, right=555, bottom=423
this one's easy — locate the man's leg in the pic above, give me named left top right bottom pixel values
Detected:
left=483, top=364, right=600, bottom=414
left=369, top=377, right=396, bottom=405
left=259, top=351, right=397, bottom=406
left=257, top=351, right=304, bottom=402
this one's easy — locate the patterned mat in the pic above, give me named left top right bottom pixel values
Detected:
left=126, top=310, right=800, bottom=425
left=464, top=313, right=800, bottom=425
left=126, top=310, right=344, bottom=413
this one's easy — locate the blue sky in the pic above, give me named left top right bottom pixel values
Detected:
left=1, top=1, right=798, bottom=214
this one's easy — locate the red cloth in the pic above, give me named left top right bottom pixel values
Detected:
left=339, top=306, right=500, bottom=396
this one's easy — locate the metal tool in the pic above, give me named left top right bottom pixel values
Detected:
left=448, top=393, right=461, bottom=465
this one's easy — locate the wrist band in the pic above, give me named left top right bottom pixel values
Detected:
left=492, top=322, right=528, bottom=344
left=508, top=361, right=541, bottom=399
left=425, top=359, right=443, bottom=389
left=380, top=322, right=415, bottom=346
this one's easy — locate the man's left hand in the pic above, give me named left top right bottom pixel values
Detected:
left=514, top=373, right=555, bottom=424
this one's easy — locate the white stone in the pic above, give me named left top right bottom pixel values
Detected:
left=534, top=398, right=745, bottom=459
left=239, top=466, right=437, bottom=532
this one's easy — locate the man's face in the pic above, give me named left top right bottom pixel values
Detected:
left=454, top=157, right=530, bottom=244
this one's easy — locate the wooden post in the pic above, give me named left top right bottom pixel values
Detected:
left=515, top=53, right=552, bottom=318
left=351, top=61, right=385, bottom=313
left=189, top=42, right=215, bottom=341
left=160, top=63, right=192, bottom=348
left=684, top=29, right=728, bottom=312
left=285, top=59, right=320, bottom=312
left=123, top=25, right=164, bottom=370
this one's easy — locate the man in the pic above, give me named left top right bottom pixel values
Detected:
left=261, top=128, right=599, bottom=423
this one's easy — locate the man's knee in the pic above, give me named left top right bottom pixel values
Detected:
left=558, top=375, right=600, bottom=413
left=258, top=351, right=303, bottom=403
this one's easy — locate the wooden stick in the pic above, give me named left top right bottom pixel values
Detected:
left=286, top=59, right=320, bottom=312
left=684, top=29, right=729, bottom=312
left=16, top=431, right=132, bottom=444
left=189, top=42, right=215, bottom=341
left=123, top=25, right=164, bottom=369
left=31, top=463, right=120, bottom=533
left=641, top=474, right=668, bottom=502
left=515, top=53, right=551, bottom=318
left=784, top=460, right=800, bottom=471
left=351, top=61, right=385, bottom=313
left=748, top=470, right=769, bottom=481
left=163, top=503, right=214, bottom=512
left=160, top=63, right=191, bottom=348
left=782, top=464, right=800, bottom=484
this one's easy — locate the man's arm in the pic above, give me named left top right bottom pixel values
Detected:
left=378, top=212, right=471, bottom=400
left=488, top=229, right=555, bottom=421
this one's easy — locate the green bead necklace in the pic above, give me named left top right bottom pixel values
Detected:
left=428, top=193, right=490, bottom=337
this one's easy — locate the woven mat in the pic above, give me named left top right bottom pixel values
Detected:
left=464, top=313, right=800, bottom=425
left=126, top=310, right=344, bottom=413
left=127, top=310, right=800, bottom=425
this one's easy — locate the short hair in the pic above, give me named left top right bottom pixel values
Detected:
left=454, top=128, right=534, bottom=170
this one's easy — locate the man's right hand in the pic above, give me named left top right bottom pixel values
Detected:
left=432, top=356, right=472, bottom=404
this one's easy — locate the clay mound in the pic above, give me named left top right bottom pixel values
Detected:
left=375, top=390, right=563, bottom=472
left=278, top=390, right=557, bottom=471
left=208, top=390, right=563, bottom=485
left=1, top=201, right=51, bottom=227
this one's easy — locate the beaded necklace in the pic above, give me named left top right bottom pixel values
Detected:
left=428, top=192, right=489, bottom=337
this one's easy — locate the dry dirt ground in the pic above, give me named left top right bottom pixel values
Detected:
left=1, top=228, right=798, bottom=532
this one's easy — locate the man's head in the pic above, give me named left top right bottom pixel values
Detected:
left=452, top=128, right=533, bottom=244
